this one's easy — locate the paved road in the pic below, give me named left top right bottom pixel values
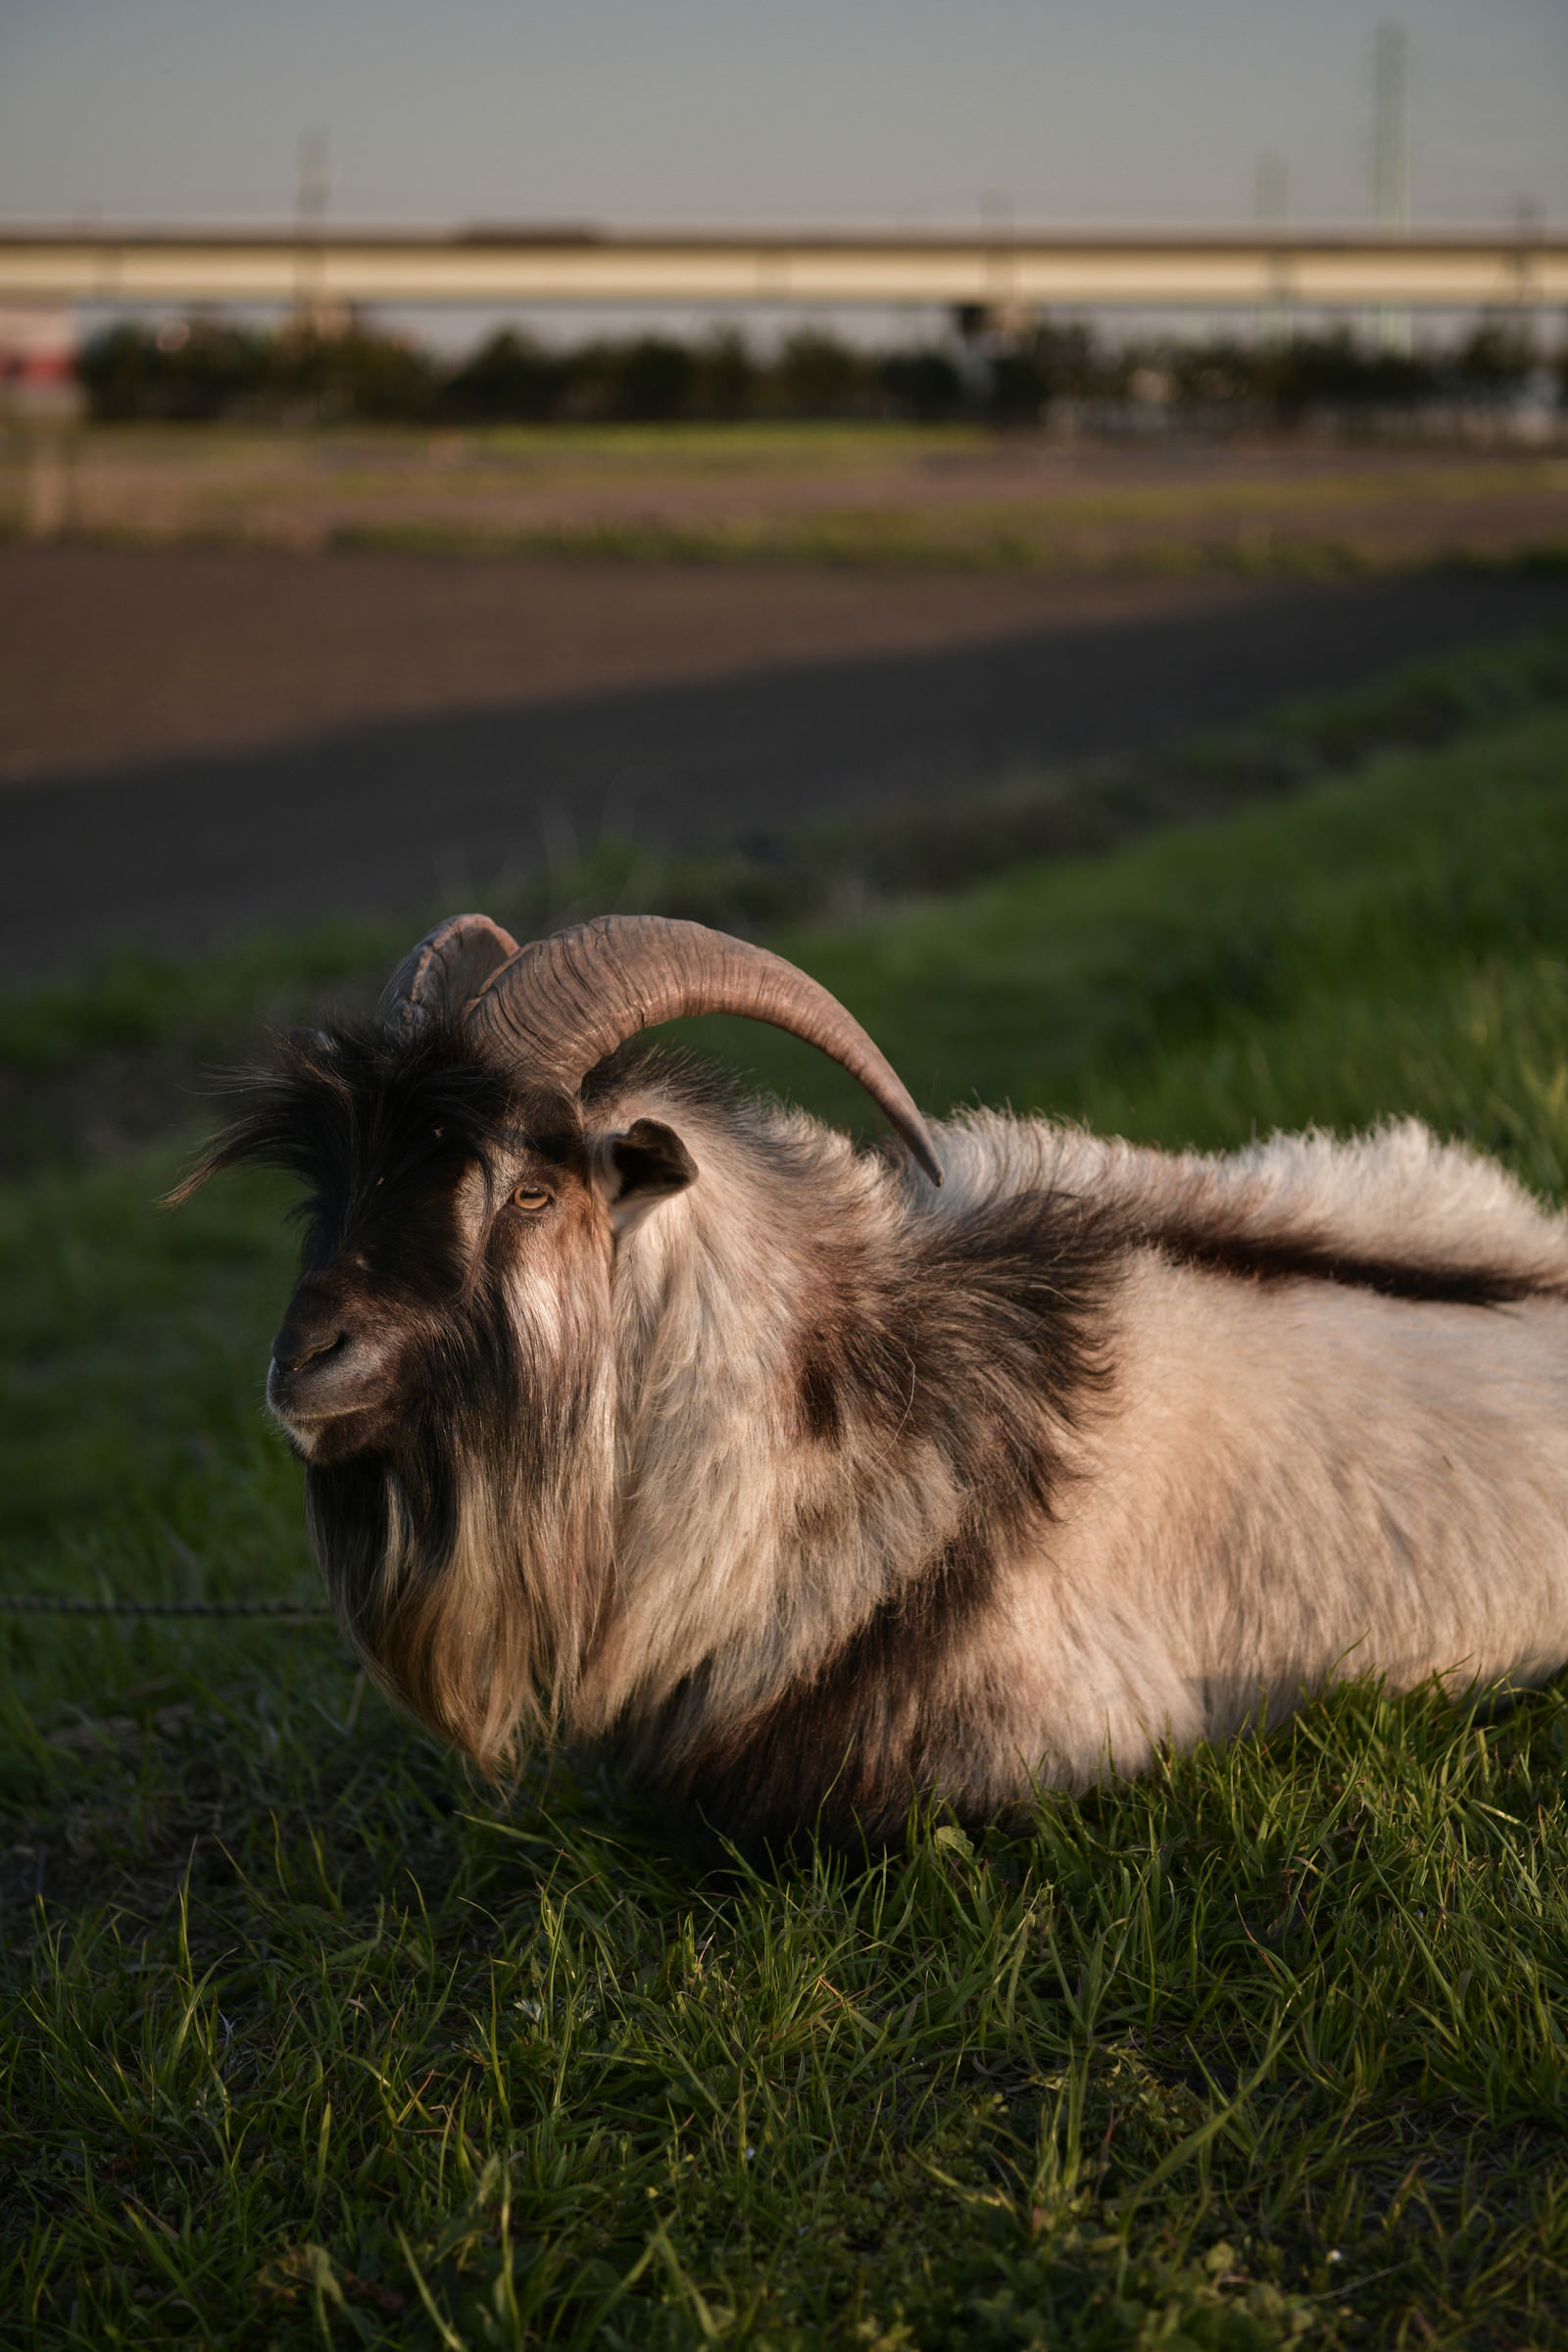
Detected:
left=5, top=565, right=1566, bottom=977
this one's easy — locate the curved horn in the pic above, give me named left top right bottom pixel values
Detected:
left=468, top=914, right=943, bottom=1185
left=379, top=912, right=520, bottom=1033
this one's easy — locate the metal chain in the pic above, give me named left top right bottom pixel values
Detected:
left=0, top=1595, right=332, bottom=1620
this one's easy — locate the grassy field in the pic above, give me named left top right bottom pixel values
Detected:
left=8, top=666, right=1568, bottom=2343
left=5, top=422, right=1567, bottom=577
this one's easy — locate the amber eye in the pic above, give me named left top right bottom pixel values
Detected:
left=512, top=1184, right=552, bottom=1212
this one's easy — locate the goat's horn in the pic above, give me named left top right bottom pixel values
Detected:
left=468, top=914, right=943, bottom=1185
left=379, top=912, right=521, bottom=1031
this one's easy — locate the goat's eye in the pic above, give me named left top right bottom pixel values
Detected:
left=512, top=1184, right=552, bottom=1212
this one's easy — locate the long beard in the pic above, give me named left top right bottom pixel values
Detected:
left=305, top=1383, right=611, bottom=1773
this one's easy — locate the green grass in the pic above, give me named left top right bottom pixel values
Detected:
left=10, top=681, right=1568, bottom=2342
left=710, top=702, right=1568, bottom=1188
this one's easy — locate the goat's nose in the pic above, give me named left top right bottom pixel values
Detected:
left=268, top=1298, right=395, bottom=1432
left=272, top=1323, right=346, bottom=1373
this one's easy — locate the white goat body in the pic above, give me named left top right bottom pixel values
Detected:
left=205, top=906, right=1568, bottom=1850
left=580, top=1087, right=1568, bottom=1837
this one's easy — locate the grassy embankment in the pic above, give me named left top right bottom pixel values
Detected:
left=8, top=644, right=1568, bottom=2343
left=7, top=622, right=1568, bottom=1182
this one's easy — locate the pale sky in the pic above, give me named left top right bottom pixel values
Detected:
left=3, top=0, right=1564, bottom=233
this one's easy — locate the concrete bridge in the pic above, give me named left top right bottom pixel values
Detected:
left=1, top=223, right=1563, bottom=314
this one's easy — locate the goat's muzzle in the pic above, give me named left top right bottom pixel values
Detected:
left=268, top=1298, right=399, bottom=1455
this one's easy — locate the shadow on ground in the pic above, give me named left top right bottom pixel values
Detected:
left=4, top=565, right=1567, bottom=976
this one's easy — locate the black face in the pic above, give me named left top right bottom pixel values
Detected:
left=183, top=1021, right=587, bottom=1468
left=269, top=1163, right=559, bottom=1466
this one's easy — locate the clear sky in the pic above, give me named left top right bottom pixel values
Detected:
left=3, top=0, right=1565, bottom=234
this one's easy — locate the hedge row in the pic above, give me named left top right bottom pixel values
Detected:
left=78, top=314, right=1556, bottom=428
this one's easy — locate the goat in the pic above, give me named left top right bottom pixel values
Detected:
left=180, top=911, right=1568, bottom=1850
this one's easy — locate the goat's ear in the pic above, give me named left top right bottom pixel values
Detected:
left=592, top=1118, right=697, bottom=1236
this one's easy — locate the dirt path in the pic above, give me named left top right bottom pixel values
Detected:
left=3, top=553, right=1566, bottom=978
left=0, top=547, right=1257, bottom=784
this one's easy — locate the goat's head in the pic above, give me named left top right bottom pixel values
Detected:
left=178, top=914, right=941, bottom=1769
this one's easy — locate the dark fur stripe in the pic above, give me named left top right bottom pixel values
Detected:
left=794, top=1190, right=1123, bottom=1518
left=638, top=1522, right=1003, bottom=1855
left=636, top=1188, right=1128, bottom=1851
left=1148, top=1217, right=1555, bottom=1306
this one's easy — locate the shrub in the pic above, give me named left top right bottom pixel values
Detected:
left=444, top=327, right=565, bottom=422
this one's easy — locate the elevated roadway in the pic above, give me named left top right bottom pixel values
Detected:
left=1, top=224, right=1564, bottom=313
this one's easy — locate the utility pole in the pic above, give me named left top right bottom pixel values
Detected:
left=294, top=127, right=330, bottom=330
left=1511, top=194, right=1544, bottom=329
left=980, top=188, right=1019, bottom=333
left=1254, top=151, right=1291, bottom=343
left=1372, top=23, right=1411, bottom=353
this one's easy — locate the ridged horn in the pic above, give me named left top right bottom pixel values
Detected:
left=378, top=912, right=520, bottom=1032
left=468, top=914, right=943, bottom=1185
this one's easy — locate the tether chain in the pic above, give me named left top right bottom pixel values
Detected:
left=0, top=1595, right=332, bottom=1620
